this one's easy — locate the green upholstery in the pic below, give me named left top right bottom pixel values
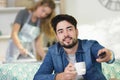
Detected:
left=102, top=59, right=120, bottom=80
left=0, top=60, right=119, bottom=80
left=0, top=62, right=40, bottom=80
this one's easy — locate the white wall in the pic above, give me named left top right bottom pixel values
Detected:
left=65, top=0, right=120, bottom=24
left=0, top=10, right=19, bottom=35
left=0, top=9, right=22, bottom=61
left=64, top=0, right=120, bottom=58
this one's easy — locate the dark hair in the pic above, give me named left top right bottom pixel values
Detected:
left=51, top=14, right=77, bottom=33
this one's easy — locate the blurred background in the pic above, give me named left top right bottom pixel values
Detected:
left=0, top=0, right=120, bottom=61
left=64, top=0, right=120, bottom=59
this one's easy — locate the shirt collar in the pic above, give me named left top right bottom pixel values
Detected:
left=76, top=39, right=84, bottom=53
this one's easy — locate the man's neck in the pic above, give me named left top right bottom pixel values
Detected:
left=64, top=42, right=78, bottom=54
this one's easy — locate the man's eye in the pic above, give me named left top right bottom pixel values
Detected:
left=68, top=28, right=72, bottom=31
left=58, top=31, right=63, bottom=34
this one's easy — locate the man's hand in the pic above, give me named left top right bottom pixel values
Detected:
left=55, top=63, right=77, bottom=80
left=96, top=48, right=112, bottom=63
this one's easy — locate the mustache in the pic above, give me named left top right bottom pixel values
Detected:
left=63, top=36, right=72, bottom=41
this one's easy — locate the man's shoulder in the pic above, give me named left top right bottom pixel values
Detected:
left=49, top=42, right=58, bottom=48
left=47, top=42, right=63, bottom=56
left=80, top=39, right=98, bottom=49
left=48, top=42, right=61, bottom=51
left=80, top=39, right=97, bottom=44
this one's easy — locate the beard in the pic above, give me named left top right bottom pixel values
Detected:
left=60, top=36, right=78, bottom=49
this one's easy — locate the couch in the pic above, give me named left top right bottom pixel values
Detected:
left=0, top=59, right=119, bottom=80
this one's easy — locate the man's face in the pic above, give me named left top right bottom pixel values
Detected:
left=56, top=20, right=78, bottom=49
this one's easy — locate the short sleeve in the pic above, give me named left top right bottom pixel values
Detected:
left=14, top=10, right=24, bottom=24
left=14, top=9, right=29, bottom=27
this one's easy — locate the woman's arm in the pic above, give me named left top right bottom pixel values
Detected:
left=35, top=33, right=46, bottom=59
left=11, top=23, right=27, bottom=54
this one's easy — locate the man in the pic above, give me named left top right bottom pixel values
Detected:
left=34, top=14, right=115, bottom=80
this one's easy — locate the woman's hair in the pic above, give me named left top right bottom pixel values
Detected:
left=28, top=0, right=56, bottom=41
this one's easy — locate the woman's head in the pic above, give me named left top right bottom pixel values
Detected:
left=30, top=0, right=55, bottom=18
left=29, top=0, right=56, bottom=42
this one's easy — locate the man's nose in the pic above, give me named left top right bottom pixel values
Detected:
left=64, top=30, right=69, bottom=37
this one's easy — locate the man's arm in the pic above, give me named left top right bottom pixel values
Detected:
left=96, top=49, right=115, bottom=63
left=106, top=51, right=115, bottom=63
left=33, top=50, right=55, bottom=80
left=91, top=40, right=115, bottom=63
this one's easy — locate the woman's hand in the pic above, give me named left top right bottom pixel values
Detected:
left=19, top=47, right=28, bottom=55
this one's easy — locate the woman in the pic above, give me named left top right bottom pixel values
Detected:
left=6, top=0, right=56, bottom=62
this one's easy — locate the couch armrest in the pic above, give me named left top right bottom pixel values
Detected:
left=102, top=59, right=120, bottom=80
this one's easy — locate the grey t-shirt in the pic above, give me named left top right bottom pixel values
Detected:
left=67, top=54, right=84, bottom=80
left=14, top=9, right=39, bottom=30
